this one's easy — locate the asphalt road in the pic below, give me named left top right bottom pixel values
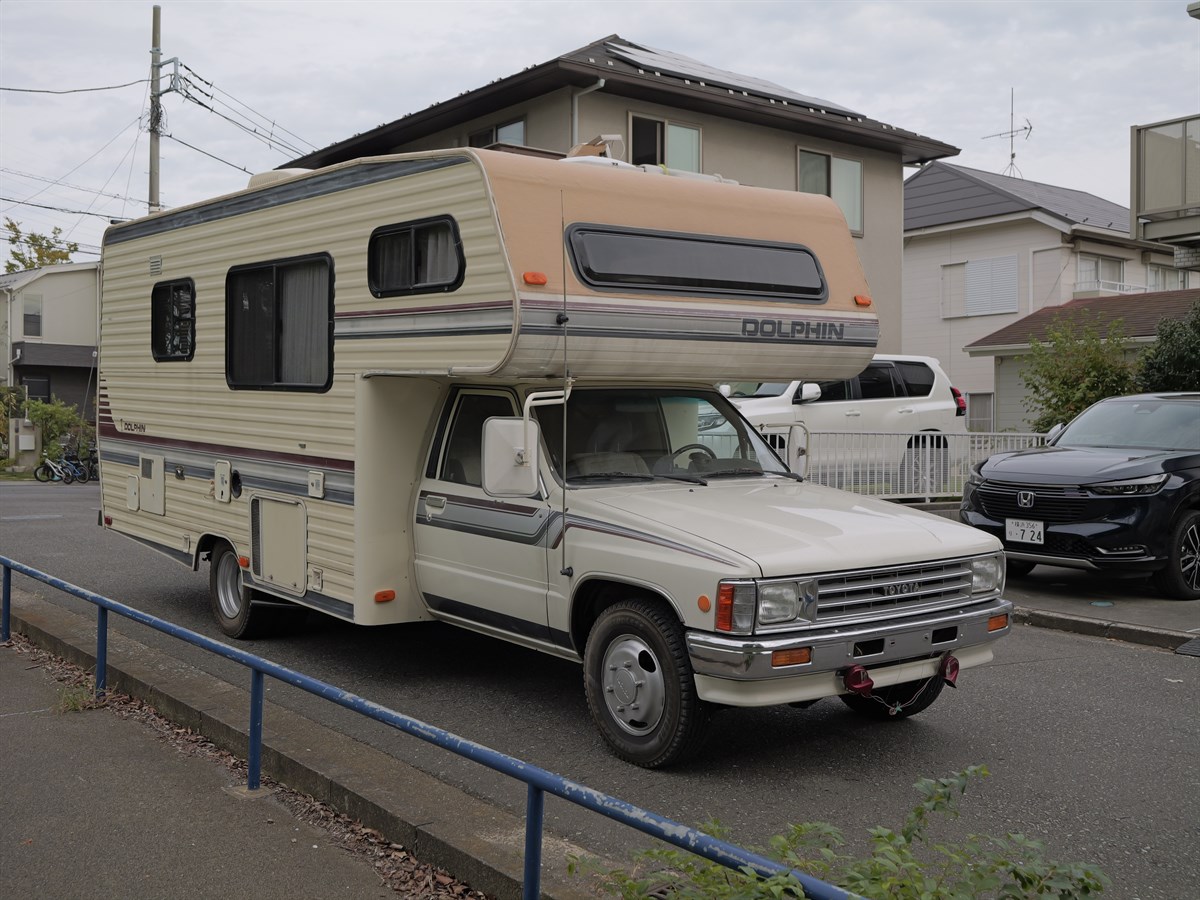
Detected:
left=2, top=481, right=1197, bottom=898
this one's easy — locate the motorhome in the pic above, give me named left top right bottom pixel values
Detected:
left=98, top=147, right=1011, bottom=767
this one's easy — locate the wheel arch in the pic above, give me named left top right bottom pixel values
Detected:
left=569, top=576, right=681, bottom=655
left=193, top=532, right=240, bottom=573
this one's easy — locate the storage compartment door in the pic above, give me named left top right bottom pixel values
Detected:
left=250, top=496, right=307, bottom=596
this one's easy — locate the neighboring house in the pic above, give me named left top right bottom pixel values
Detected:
left=902, top=161, right=1198, bottom=431
left=963, top=288, right=1200, bottom=431
left=0, top=261, right=99, bottom=419
left=285, top=34, right=960, bottom=351
left=1131, top=114, right=1200, bottom=270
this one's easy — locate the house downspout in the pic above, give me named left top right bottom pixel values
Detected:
left=571, top=79, right=606, bottom=147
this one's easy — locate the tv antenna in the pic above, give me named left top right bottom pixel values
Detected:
left=982, top=88, right=1032, bottom=178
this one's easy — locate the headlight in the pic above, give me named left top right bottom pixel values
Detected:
left=758, top=580, right=819, bottom=626
left=970, top=554, right=1005, bottom=594
left=966, top=464, right=985, bottom=487
left=1086, top=474, right=1168, bottom=496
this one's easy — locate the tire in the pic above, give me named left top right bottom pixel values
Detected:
left=1151, top=509, right=1200, bottom=601
left=1006, top=559, right=1036, bottom=578
left=899, top=438, right=948, bottom=495
left=209, top=543, right=282, bottom=639
left=839, top=673, right=945, bottom=720
left=61, top=467, right=75, bottom=485
left=583, top=599, right=710, bottom=768
left=34, top=463, right=52, bottom=482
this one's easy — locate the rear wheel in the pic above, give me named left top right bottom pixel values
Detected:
left=208, top=542, right=298, bottom=638
left=899, top=437, right=948, bottom=495
left=1151, top=510, right=1200, bottom=601
left=584, top=599, right=710, bottom=768
left=34, top=463, right=52, bottom=482
left=840, top=674, right=945, bottom=720
left=61, top=467, right=75, bottom=485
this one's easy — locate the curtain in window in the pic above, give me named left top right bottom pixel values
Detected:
left=278, top=261, right=329, bottom=385
left=374, top=232, right=413, bottom=290
left=418, top=224, right=455, bottom=285
left=228, top=271, right=276, bottom=385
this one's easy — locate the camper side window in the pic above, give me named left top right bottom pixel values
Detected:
left=226, top=255, right=333, bottom=391
left=151, top=279, right=195, bottom=361
left=368, top=217, right=464, bottom=298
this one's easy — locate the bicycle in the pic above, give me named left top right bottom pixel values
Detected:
left=33, top=453, right=76, bottom=484
left=61, top=449, right=90, bottom=483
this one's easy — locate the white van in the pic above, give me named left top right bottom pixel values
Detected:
left=98, top=147, right=1010, bottom=767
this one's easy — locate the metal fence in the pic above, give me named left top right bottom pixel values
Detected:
left=0, top=556, right=852, bottom=900
left=764, top=430, right=1046, bottom=501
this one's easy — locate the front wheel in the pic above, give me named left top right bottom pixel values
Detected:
left=899, top=439, right=948, bottom=495
left=60, top=467, right=75, bottom=485
left=1151, top=510, right=1200, bottom=601
left=583, top=599, right=710, bottom=768
left=839, top=673, right=945, bottom=720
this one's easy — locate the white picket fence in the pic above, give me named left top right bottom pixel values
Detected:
left=706, top=429, right=1046, bottom=501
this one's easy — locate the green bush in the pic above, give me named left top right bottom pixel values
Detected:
left=25, top=397, right=93, bottom=459
left=1137, top=299, right=1200, bottom=392
left=572, top=766, right=1108, bottom=899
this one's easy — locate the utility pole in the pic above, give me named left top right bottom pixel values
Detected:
left=148, top=5, right=162, bottom=212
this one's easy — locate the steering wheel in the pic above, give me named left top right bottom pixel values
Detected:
left=670, top=443, right=718, bottom=464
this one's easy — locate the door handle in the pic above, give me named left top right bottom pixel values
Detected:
left=898, top=408, right=914, bottom=414
left=424, top=495, right=447, bottom=519
left=845, top=410, right=861, bottom=417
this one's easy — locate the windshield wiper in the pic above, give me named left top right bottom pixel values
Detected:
left=567, top=472, right=655, bottom=482
left=656, top=472, right=708, bottom=485
left=704, top=467, right=767, bottom=479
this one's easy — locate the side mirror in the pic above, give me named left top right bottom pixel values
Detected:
left=795, top=383, right=822, bottom=404
left=1046, top=423, right=1065, bottom=443
left=717, top=383, right=732, bottom=397
left=482, top=417, right=541, bottom=497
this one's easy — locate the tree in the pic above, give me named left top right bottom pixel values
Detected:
left=4, top=217, right=79, bottom=273
left=1138, top=300, right=1200, bottom=392
left=1021, top=311, right=1138, bottom=433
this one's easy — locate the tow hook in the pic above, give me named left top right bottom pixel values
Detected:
left=939, top=653, right=960, bottom=688
left=842, top=664, right=874, bottom=697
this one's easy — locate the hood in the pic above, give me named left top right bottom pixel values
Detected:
left=980, top=445, right=1197, bottom=484
left=576, top=478, right=1000, bottom=577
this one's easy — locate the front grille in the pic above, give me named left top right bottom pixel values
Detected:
left=1004, top=532, right=1093, bottom=558
left=817, top=558, right=976, bottom=624
left=978, top=481, right=1089, bottom=523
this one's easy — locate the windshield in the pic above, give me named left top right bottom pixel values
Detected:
left=1058, top=398, right=1200, bottom=451
left=723, top=382, right=791, bottom=398
left=535, top=387, right=790, bottom=483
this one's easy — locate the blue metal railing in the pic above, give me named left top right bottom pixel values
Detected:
left=1, top=555, right=853, bottom=900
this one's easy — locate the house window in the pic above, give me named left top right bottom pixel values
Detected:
left=941, top=256, right=1018, bottom=317
left=967, top=392, right=994, bottom=432
left=226, top=255, right=332, bottom=391
left=468, top=119, right=525, bottom=147
left=151, top=279, right=195, bottom=361
left=1077, top=254, right=1124, bottom=292
left=798, top=150, right=863, bottom=234
left=23, top=296, right=42, bottom=337
left=368, top=217, right=464, bottom=297
left=630, top=116, right=701, bottom=173
left=21, top=375, right=50, bottom=402
left=1147, top=265, right=1188, bottom=292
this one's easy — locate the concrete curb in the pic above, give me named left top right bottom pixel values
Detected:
left=8, top=592, right=605, bottom=900
left=1011, top=607, right=1194, bottom=651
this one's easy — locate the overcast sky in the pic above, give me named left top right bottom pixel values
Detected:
left=1, top=0, right=1197, bottom=262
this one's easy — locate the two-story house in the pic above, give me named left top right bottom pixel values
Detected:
left=285, top=34, right=959, bottom=351
left=901, top=161, right=1196, bottom=430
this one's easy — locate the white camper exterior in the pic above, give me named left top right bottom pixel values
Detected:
left=99, top=148, right=1010, bottom=767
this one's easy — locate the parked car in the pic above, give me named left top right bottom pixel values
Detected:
left=960, top=392, right=1200, bottom=600
left=719, top=354, right=967, bottom=493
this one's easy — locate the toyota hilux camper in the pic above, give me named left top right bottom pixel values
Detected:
left=98, top=147, right=1011, bottom=767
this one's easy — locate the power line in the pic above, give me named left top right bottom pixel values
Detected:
left=0, top=79, right=149, bottom=94
left=162, top=133, right=252, bottom=175
left=1, top=168, right=150, bottom=208
left=180, top=62, right=317, bottom=153
left=0, top=197, right=133, bottom=221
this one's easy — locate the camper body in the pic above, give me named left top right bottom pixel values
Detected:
left=98, top=149, right=1011, bottom=766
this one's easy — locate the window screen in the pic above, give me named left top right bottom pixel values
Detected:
left=567, top=225, right=826, bottom=302
left=368, top=217, right=464, bottom=297
left=151, top=279, right=195, bottom=361
left=226, top=255, right=332, bottom=391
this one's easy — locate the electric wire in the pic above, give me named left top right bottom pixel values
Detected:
left=180, top=62, right=317, bottom=152
left=0, top=79, right=149, bottom=94
left=162, top=133, right=252, bottom=174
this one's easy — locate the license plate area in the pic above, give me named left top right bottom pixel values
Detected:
left=1006, top=518, right=1044, bottom=544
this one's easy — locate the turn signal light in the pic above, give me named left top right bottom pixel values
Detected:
left=522, top=271, right=548, bottom=285
left=374, top=589, right=396, bottom=603
left=987, top=613, right=1009, bottom=632
left=771, top=648, right=811, bottom=667
left=237, top=556, right=250, bottom=569
left=853, top=294, right=872, bottom=307
left=715, top=583, right=735, bottom=631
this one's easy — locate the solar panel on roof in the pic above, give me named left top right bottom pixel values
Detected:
left=606, top=41, right=863, bottom=118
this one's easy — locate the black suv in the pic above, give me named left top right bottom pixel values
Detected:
left=960, top=393, right=1200, bottom=600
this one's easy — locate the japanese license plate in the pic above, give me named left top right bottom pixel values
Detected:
left=1006, top=518, right=1044, bottom=544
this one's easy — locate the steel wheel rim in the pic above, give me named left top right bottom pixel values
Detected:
left=600, top=633, right=666, bottom=736
left=216, top=552, right=244, bottom=620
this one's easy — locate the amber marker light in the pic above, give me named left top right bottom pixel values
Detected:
left=697, top=595, right=712, bottom=613
left=715, top=584, right=735, bottom=632
left=853, top=294, right=873, bottom=307
left=375, top=589, right=396, bottom=603
left=771, top=648, right=811, bottom=667
left=523, top=271, right=548, bottom=285
left=987, top=613, right=1010, bottom=632
left=237, top=556, right=250, bottom=568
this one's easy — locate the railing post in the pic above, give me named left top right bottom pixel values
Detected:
left=95, top=606, right=108, bottom=697
left=2, top=564, right=10, bottom=642
left=523, top=783, right=544, bottom=900
left=248, top=668, right=264, bottom=791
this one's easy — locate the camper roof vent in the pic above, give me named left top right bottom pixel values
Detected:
left=247, top=168, right=312, bottom=189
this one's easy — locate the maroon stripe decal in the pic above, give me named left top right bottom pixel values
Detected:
left=98, top=426, right=354, bottom=471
